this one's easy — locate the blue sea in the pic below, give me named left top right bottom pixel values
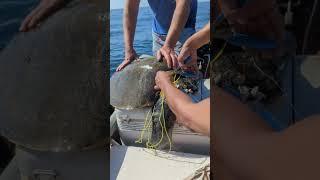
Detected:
left=0, top=0, right=210, bottom=74
left=110, top=1, right=210, bottom=75
left=0, top=0, right=38, bottom=50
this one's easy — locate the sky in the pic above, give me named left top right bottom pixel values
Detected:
left=110, top=0, right=210, bottom=10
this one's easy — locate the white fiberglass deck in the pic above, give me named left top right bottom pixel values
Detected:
left=110, top=145, right=209, bottom=180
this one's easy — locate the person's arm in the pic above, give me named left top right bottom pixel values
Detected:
left=123, top=0, right=139, bottom=55
left=212, top=85, right=277, bottom=179
left=162, top=82, right=210, bottom=136
left=157, top=0, right=191, bottom=69
left=155, top=71, right=210, bottom=136
left=116, top=0, right=140, bottom=71
left=178, top=23, right=210, bottom=67
left=19, top=0, right=68, bottom=32
left=165, top=0, right=191, bottom=49
left=184, top=23, right=210, bottom=50
left=213, top=85, right=320, bottom=180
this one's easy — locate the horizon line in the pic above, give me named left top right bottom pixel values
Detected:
left=110, top=0, right=210, bottom=10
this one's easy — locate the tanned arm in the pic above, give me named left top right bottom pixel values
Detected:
left=177, top=23, right=210, bottom=67
left=164, top=0, right=191, bottom=48
left=123, top=0, right=140, bottom=52
left=183, top=23, right=210, bottom=50
left=213, top=85, right=320, bottom=180
left=116, top=0, right=140, bottom=71
left=155, top=71, right=210, bottom=136
left=157, top=0, right=192, bottom=69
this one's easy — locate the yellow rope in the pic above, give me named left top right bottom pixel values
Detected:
left=146, top=95, right=166, bottom=149
left=135, top=73, right=178, bottom=152
left=148, top=89, right=174, bottom=152
left=135, top=109, right=152, bottom=144
left=136, top=42, right=226, bottom=150
left=162, top=99, right=173, bottom=152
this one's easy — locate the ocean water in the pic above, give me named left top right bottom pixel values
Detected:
left=110, top=1, right=210, bottom=75
left=0, top=1, right=210, bottom=73
left=0, top=0, right=38, bottom=50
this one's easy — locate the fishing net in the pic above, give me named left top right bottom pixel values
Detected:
left=135, top=71, right=200, bottom=152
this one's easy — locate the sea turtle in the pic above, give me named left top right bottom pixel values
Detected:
left=110, top=57, right=204, bottom=149
left=110, top=55, right=175, bottom=149
left=110, top=55, right=169, bottom=110
left=110, top=56, right=176, bottom=149
left=0, top=1, right=107, bottom=152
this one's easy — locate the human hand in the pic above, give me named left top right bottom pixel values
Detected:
left=157, top=45, right=178, bottom=69
left=116, top=48, right=138, bottom=72
left=154, top=71, right=173, bottom=90
left=178, top=44, right=198, bottom=70
left=20, top=0, right=67, bottom=32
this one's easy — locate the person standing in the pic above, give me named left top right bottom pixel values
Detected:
left=116, top=0, right=198, bottom=71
